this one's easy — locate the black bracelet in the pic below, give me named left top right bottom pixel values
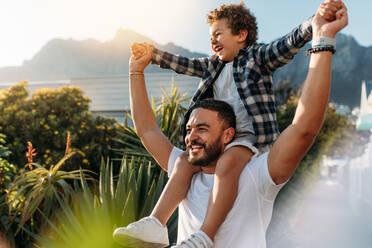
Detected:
left=306, top=46, right=336, bottom=56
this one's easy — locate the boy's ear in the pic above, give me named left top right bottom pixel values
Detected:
left=238, top=30, right=248, bottom=43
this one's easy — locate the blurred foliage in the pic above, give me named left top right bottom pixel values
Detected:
left=3, top=138, right=93, bottom=247
left=0, top=133, right=17, bottom=192
left=0, top=81, right=124, bottom=173
left=275, top=82, right=369, bottom=163
left=275, top=84, right=363, bottom=186
left=0, top=133, right=17, bottom=248
left=37, top=151, right=177, bottom=248
left=270, top=82, right=370, bottom=239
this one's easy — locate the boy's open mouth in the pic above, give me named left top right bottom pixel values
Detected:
left=214, top=45, right=223, bottom=53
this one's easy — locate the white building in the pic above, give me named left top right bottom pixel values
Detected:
left=348, top=80, right=372, bottom=210
left=0, top=73, right=199, bottom=123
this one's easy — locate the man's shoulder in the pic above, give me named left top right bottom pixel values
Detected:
left=167, top=146, right=184, bottom=176
left=240, top=152, right=269, bottom=179
left=247, top=151, right=268, bottom=165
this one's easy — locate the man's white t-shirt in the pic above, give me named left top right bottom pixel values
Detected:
left=168, top=147, right=286, bottom=248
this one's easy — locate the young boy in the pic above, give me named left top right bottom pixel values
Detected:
left=114, top=2, right=340, bottom=247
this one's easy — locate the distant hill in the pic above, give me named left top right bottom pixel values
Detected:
left=0, top=29, right=370, bottom=108
left=0, top=29, right=207, bottom=82
left=273, top=33, right=372, bottom=107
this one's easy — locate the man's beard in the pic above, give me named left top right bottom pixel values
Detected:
left=187, top=137, right=223, bottom=167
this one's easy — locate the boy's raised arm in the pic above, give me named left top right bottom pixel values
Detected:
left=267, top=3, right=348, bottom=184
left=256, top=1, right=341, bottom=73
left=151, top=46, right=209, bottom=78
left=129, top=45, right=174, bottom=171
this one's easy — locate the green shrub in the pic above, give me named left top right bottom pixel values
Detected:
left=0, top=133, right=17, bottom=247
left=37, top=156, right=176, bottom=248
left=4, top=137, right=93, bottom=247
left=0, top=133, right=17, bottom=192
left=0, top=81, right=124, bottom=173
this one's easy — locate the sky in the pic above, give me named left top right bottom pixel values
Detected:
left=0, top=0, right=370, bottom=68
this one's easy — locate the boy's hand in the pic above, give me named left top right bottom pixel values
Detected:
left=318, top=0, right=342, bottom=22
left=130, top=42, right=154, bottom=60
left=130, top=43, right=153, bottom=73
left=131, top=43, right=145, bottom=59
left=313, top=1, right=348, bottom=38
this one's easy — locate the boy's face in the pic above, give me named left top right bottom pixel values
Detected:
left=210, top=18, right=247, bottom=62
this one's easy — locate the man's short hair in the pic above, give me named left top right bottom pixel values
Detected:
left=206, top=2, right=258, bottom=47
left=182, top=99, right=236, bottom=140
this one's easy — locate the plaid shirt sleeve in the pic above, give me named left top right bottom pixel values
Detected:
left=256, top=18, right=313, bottom=73
left=151, top=48, right=209, bottom=78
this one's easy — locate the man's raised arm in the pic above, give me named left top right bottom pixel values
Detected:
left=268, top=2, right=348, bottom=184
left=129, top=45, right=174, bottom=171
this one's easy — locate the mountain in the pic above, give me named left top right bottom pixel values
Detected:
left=0, top=28, right=207, bottom=82
left=273, top=33, right=372, bottom=107
left=0, top=29, right=370, bottom=107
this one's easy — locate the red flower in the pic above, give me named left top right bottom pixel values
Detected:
left=25, top=141, right=37, bottom=169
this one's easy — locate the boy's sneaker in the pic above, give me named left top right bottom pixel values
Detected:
left=113, top=216, right=169, bottom=248
left=171, top=230, right=213, bottom=248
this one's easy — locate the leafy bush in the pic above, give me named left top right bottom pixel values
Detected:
left=37, top=156, right=176, bottom=248
left=0, top=133, right=17, bottom=192
left=0, top=133, right=17, bottom=247
left=0, top=81, right=124, bottom=173
left=4, top=136, right=93, bottom=247
left=113, top=83, right=187, bottom=159
left=0, top=83, right=185, bottom=247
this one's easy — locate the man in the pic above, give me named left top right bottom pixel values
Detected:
left=116, top=2, right=348, bottom=247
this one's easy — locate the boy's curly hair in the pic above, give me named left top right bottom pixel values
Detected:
left=206, top=2, right=258, bottom=47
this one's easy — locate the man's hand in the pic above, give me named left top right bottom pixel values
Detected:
left=318, top=0, right=342, bottom=22
left=313, top=1, right=348, bottom=38
left=131, top=42, right=154, bottom=60
left=129, top=43, right=153, bottom=73
left=131, top=43, right=146, bottom=59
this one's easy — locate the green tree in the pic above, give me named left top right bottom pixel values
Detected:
left=0, top=81, right=124, bottom=173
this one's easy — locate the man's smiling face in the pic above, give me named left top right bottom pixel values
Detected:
left=185, top=108, right=226, bottom=167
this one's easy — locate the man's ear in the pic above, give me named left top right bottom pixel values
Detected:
left=238, top=30, right=248, bottom=43
left=223, top=127, right=235, bottom=144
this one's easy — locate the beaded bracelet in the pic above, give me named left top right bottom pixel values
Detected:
left=306, top=46, right=336, bottom=56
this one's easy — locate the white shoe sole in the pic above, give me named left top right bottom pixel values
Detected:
left=113, top=233, right=168, bottom=248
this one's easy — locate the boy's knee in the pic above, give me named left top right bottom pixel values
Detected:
left=215, top=147, right=253, bottom=178
left=215, top=153, right=238, bottom=178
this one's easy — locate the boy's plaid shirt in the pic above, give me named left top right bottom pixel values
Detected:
left=151, top=19, right=313, bottom=151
